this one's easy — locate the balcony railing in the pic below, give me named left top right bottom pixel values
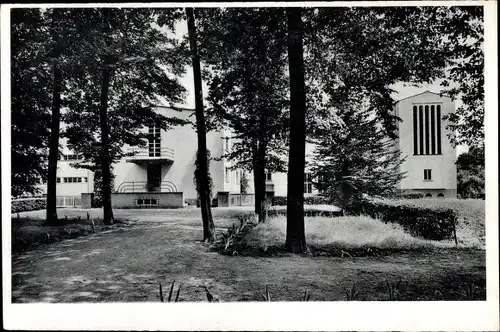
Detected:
left=125, top=147, right=174, bottom=164
left=116, top=181, right=178, bottom=193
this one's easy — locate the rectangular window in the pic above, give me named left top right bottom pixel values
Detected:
left=78, top=177, right=82, bottom=183
left=224, top=137, right=230, bottom=151
left=148, top=123, right=161, bottom=157
left=437, top=105, right=442, bottom=154
left=424, top=105, right=430, bottom=154
left=225, top=167, right=230, bottom=183
left=63, top=177, right=68, bottom=183
left=304, top=173, right=313, bottom=194
left=431, top=105, right=436, bottom=155
left=424, top=169, right=432, bottom=181
left=413, top=106, right=418, bottom=154
left=419, top=106, right=424, bottom=155
left=266, top=172, right=272, bottom=181
left=56, top=177, right=61, bottom=183
left=84, top=177, right=88, bottom=182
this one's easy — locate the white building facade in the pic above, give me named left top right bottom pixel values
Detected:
left=37, top=91, right=457, bottom=207
left=392, top=91, right=457, bottom=198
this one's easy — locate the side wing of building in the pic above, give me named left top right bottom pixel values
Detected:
left=394, top=91, right=457, bottom=198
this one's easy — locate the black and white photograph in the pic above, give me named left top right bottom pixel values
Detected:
left=1, top=1, right=498, bottom=331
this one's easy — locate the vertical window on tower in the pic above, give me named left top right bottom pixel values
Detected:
left=419, top=105, right=424, bottom=155
left=148, top=122, right=161, bottom=157
left=304, top=173, right=313, bottom=194
left=436, top=105, right=442, bottom=154
left=424, top=105, right=430, bottom=154
left=424, top=169, right=432, bottom=181
left=413, top=106, right=418, bottom=154
left=225, top=167, right=230, bottom=183
left=431, top=105, right=436, bottom=155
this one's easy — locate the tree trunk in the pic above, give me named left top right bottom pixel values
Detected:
left=251, top=137, right=266, bottom=223
left=99, top=9, right=114, bottom=225
left=45, top=59, right=62, bottom=225
left=339, top=162, right=351, bottom=209
left=99, top=63, right=114, bottom=225
left=187, top=7, right=215, bottom=242
left=252, top=139, right=261, bottom=215
left=255, top=140, right=267, bottom=223
left=285, top=7, right=307, bottom=253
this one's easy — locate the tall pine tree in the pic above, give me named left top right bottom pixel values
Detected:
left=311, top=103, right=405, bottom=209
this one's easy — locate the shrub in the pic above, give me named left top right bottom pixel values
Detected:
left=401, top=193, right=424, bottom=199
left=305, top=195, right=331, bottom=205
left=272, top=196, right=287, bottom=206
left=12, top=198, right=46, bottom=213
left=272, top=195, right=331, bottom=206
left=346, top=198, right=457, bottom=240
left=185, top=198, right=196, bottom=205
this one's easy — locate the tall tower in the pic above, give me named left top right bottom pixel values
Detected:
left=394, top=91, right=457, bottom=198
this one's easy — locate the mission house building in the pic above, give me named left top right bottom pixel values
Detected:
left=35, top=91, right=457, bottom=208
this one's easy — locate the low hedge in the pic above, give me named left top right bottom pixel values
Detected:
left=272, top=195, right=331, bottom=206
left=12, top=198, right=46, bottom=213
left=347, top=198, right=457, bottom=241
left=401, top=193, right=424, bottom=199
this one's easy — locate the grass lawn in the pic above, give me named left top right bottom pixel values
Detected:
left=11, top=212, right=131, bottom=253
left=10, top=205, right=485, bottom=302
left=241, top=199, right=485, bottom=254
left=244, top=215, right=456, bottom=254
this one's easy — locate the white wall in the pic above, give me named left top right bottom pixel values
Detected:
left=395, top=91, right=457, bottom=191
left=219, top=128, right=242, bottom=194
left=112, top=106, right=227, bottom=200
left=244, top=142, right=319, bottom=197
left=36, top=140, right=94, bottom=197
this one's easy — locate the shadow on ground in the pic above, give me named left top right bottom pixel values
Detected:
left=11, top=208, right=486, bottom=302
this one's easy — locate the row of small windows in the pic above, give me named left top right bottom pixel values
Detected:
left=56, top=177, right=88, bottom=183
left=61, top=154, right=83, bottom=161
left=413, top=104, right=442, bottom=155
left=135, top=198, right=159, bottom=206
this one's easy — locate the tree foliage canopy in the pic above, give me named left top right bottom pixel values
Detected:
left=438, top=6, right=484, bottom=148
left=197, top=8, right=290, bottom=172
left=11, top=9, right=52, bottom=197
left=62, top=9, right=190, bottom=173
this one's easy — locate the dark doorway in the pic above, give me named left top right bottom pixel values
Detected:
left=147, top=164, right=162, bottom=192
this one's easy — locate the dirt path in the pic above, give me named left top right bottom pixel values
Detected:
left=11, top=208, right=486, bottom=302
